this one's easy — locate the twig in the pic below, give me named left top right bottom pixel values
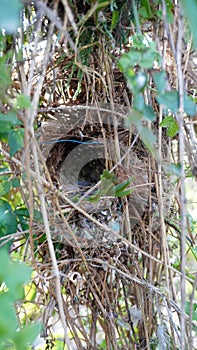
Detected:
left=176, top=6, right=187, bottom=350
left=22, top=0, right=76, bottom=52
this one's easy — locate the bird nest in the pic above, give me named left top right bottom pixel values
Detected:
left=38, top=103, right=173, bottom=248
left=33, top=103, right=179, bottom=348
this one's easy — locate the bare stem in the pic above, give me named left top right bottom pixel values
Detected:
left=176, top=6, right=187, bottom=350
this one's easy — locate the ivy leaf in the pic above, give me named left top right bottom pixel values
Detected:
left=181, top=0, right=197, bottom=49
left=184, top=93, right=196, bottom=116
left=8, top=128, right=24, bottom=157
left=118, top=51, right=141, bottom=71
left=157, top=90, right=196, bottom=116
left=11, top=178, right=20, bottom=188
left=143, top=104, right=156, bottom=121
left=139, top=125, right=157, bottom=156
left=13, top=323, right=41, bottom=350
left=0, top=199, right=17, bottom=236
left=126, top=109, right=143, bottom=129
left=160, top=116, right=179, bottom=137
left=0, top=0, right=22, bottom=33
left=157, top=90, right=179, bottom=113
left=140, top=45, right=159, bottom=69
left=0, top=113, right=21, bottom=135
left=153, top=71, right=167, bottom=94
left=0, top=180, right=11, bottom=196
left=126, top=109, right=157, bottom=156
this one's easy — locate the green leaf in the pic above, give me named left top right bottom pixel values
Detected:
left=181, top=0, right=197, bottom=49
left=133, top=95, right=155, bottom=120
left=8, top=128, right=24, bottom=157
left=115, top=187, right=133, bottom=198
left=0, top=251, right=40, bottom=349
left=11, top=178, right=20, bottom=188
left=0, top=294, right=17, bottom=342
left=100, top=178, right=116, bottom=196
left=0, top=59, right=11, bottom=97
left=139, top=125, right=157, bottom=156
left=126, top=109, right=143, bottom=129
left=111, top=10, right=119, bottom=30
left=14, top=208, right=29, bottom=231
left=184, top=94, right=196, bottom=116
left=126, top=109, right=157, bottom=155
left=16, top=94, right=31, bottom=109
left=191, top=247, right=197, bottom=261
left=164, top=163, right=181, bottom=177
left=140, top=48, right=158, bottom=69
left=0, top=199, right=17, bottom=237
left=0, top=113, right=21, bottom=135
left=128, top=72, right=147, bottom=93
left=33, top=209, right=44, bottom=224
left=160, top=115, right=179, bottom=137
left=0, top=0, right=22, bottom=33
left=185, top=301, right=197, bottom=321
left=118, top=51, right=141, bottom=71
left=100, top=169, right=116, bottom=182
left=157, top=90, right=196, bottom=116
left=153, top=71, right=167, bottom=94
left=143, top=104, right=156, bottom=121
left=0, top=251, right=32, bottom=299
left=0, top=180, right=11, bottom=196
left=157, top=90, right=179, bottom=113
left=13, top=323, right=41, bottom=350
left=133, top=93, right=145, bottom=112
left=115, top=178, right=133, bottom=193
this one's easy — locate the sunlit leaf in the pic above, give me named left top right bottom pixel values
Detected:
left=0, top=199, right=17, bottom=237
left=0, top=180, right=11, bottom=196
left=0, top=294, right=17, bottom=342
left=160, top=115, right=179, bottom=137
left=11, top=178, right=20, bottom=188
left=13, top=323, right=41, bottom=350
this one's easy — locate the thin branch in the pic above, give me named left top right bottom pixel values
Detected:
left=176, top=5, right=187, bottom=350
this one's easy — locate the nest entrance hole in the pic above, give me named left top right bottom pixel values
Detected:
left=46, top=124, right=116, bottom=189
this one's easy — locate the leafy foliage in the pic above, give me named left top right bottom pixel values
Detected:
left=0, top=250, right=40, bottom=350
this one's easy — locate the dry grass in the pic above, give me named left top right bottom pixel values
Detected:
left=1, top=1, right=197, bottom=349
